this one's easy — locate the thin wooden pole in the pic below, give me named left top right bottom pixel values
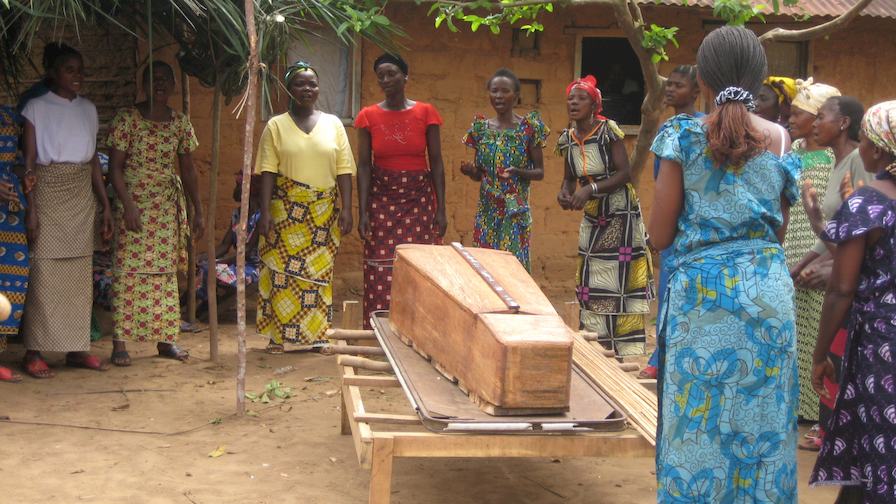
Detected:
left=235, top=0, right=260, bottom=416
left=206, top=87, right=221, bottom=362
left=182, top=69, right=197, bottom=327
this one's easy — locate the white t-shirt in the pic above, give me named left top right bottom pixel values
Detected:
left=22, top=91, right=98, bottom=165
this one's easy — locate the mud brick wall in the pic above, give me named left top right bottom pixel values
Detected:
left=140, top=4, right=896, bottom=304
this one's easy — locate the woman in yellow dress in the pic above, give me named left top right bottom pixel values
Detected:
left=254, top=61, right=355, bottom=353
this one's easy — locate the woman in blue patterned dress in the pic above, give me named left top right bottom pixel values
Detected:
left=807, top=100, right=896, bottom=503
left=0, top=105, right=28, bottom=382
left=460, top=68, right=548, bottom=270
left=649, top=26, right=800, bottom=502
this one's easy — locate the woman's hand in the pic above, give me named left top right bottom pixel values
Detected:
left=435, top=208, right=448, bottom=237
left=839, top=173, right=864, bottom=201
left=123, top=203, right=143, bottom=233
left=358, top=212, right=372, bottom=241
left=101, top=205, right=114, bottom=242
left=801, top=180, right=827, bottom=238
left=811, top=357, right=836, bottom=399
left=26, top=207, right=39, bottom=244
left=557, top=188, right=572, bottom=210
left=499, top=167, right=519, bottom=179
left=459, top=161, right=481, bottom=181
left=0, top=181, right=17, bottom=204
left=570, top=185, right=594, bottom=210
left=338, top=207, right=353, bottom=236
left=22, top=171, right=36, bottom=194
left=258, top=211, right=273, bottom=238
left=797, top=256, right=833, bottom=289
left=192, top=211, right=206, bottom=240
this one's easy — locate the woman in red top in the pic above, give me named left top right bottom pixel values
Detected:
left=355, top=53, right=447, bottom=328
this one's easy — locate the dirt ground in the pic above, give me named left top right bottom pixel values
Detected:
left=0, top=312, right=838, bottom=504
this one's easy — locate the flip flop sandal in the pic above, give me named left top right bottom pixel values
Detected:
left=798, top=435, right=822, bottom=451
left=65, top=353, right=109, bottom=371
left=265, top=342, right=285, bottom=355
left=638, top=365, right=658, bottom=380
left=111, top=350, right=132, bottom=367
left=0, top=366, right=22, bottom=382
left=157, top=344, right=190, bottom=361
left=23, top=356, right=55, bottom=379
left=804, top=424, right=821, bottom=440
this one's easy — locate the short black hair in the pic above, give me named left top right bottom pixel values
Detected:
left=42, top=42, right=81, bottom=74
left=670, top=64, right=698, bottom=88
left=142, top=60, right=176, bottom=84
left=486, top=68, right=520, bottom=93
left=373, top=53, right=408, bottom=76
left=829, top=96, right=865, bottom=142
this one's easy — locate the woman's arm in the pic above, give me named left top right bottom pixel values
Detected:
left=258, top=171, right=276, bottom=238
left=557, top=156, right=576, bottom=210
left=776, top=195, right=790, bottom=244
left=506, top=138, right=544, bottom=181
left=90, top=153, right=113, bottom=241
left=23, top=119, right=38, bottom=243
left=336, top=173, right=353, bottom=236
left=811, top=234, right=865, bottom=398
left=647, top=158, right=684, bottom=250
left=569, top=138, right=631, bottom=209
left=108, top=148, right=139, bottom=232
left=356, top=128, right=372, bottom=241
left=790, top=250, right=821, bottom=279
left=179, top=152, right=204, bottom=239
left=426, top=124, right=447, bottom=237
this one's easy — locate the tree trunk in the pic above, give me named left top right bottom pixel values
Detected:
left=759, top=0, right=873, bottom=42
left=235, top=0, right=260, bottom=416
left=183, top=70, right=197, bottom=327
left=207, top=87, right=222, bottom=363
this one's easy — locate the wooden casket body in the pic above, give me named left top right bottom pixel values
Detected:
left=389, top=244, right=573, bottom=415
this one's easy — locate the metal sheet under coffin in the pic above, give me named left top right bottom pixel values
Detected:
left=371, top=315, right=627, bottom=434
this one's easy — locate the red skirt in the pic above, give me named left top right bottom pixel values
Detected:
left=363, top=168, right=440, bottom=328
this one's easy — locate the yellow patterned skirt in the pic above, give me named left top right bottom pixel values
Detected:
left=256, top=176, right=340, bottom=345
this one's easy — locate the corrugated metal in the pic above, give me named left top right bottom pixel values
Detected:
left=644, top=0, right=896, bottom=19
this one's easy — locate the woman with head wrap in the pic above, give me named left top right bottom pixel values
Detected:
left=807, top=101, right=896, bottom=502
left=755, top=75, right=797, bottom=126
left=355, top=53, right=446, bottom=329
left=649, top=26, right=800, bottom=501
left=460, top=68, right=548, bottom=271
left=781, top=79, right=843, bottom=436
left=106, top=60, right=204, bottom=365
left=556, top=75, right=653, bottom=357
left=254, top=60, right=355, bottom=353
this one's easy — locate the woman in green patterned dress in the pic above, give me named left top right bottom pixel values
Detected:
left=460, top=68, right=548, bottom=270
left=784, top=79, right=840, bottom=426
left=107, top=61, right=204, bottom=365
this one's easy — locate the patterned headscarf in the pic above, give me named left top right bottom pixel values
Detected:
left=566, top=75, right=606, bottom=120
left=284, top=60, right=317, bottom=84
left=763, top=76, right=797, bottom=104
left=862, top=100, right=896, bottom=175
left=791, top=78, right=841, bottom=116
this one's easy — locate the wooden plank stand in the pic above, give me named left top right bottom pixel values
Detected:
left=334, top=300, right=657, bottom=504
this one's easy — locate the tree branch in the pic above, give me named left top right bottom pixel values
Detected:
left=610, top=0, right=665, bottom=181
left=759, top=0, right=873, bottom=42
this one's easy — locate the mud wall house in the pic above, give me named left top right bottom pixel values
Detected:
left=7, top=0, right=896, bottom=306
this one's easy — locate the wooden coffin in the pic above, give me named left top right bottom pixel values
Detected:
left=388, top=244, right=573, bottom=415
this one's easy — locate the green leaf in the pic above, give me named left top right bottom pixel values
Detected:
left=489, top=24, right=500, bottom=35
left=545, top=3, right=554, bottom=12
left=471, top=20, right=481, bottom=32
left=651, top=53, right=662, bottom=63
left=371, top=14, right=390, bottom=26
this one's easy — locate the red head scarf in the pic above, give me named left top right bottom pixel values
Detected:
left=566, top=75, right=606, bottom=120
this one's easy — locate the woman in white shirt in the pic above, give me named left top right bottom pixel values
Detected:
left=20, top=42, right=112, bottom=378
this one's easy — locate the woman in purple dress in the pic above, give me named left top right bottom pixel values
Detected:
left=807, top=100, right=896, bottom=503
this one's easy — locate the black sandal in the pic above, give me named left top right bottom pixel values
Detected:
left=111, top=350, right=132, bottom=367
left=157, top=343, right=189, bottom=361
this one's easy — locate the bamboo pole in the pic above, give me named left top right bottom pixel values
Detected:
left=206, top=87, right=222, bottom=363
left=182, top=69, right=197, bottom=327
left=235, top=0, right=260, bottom=416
